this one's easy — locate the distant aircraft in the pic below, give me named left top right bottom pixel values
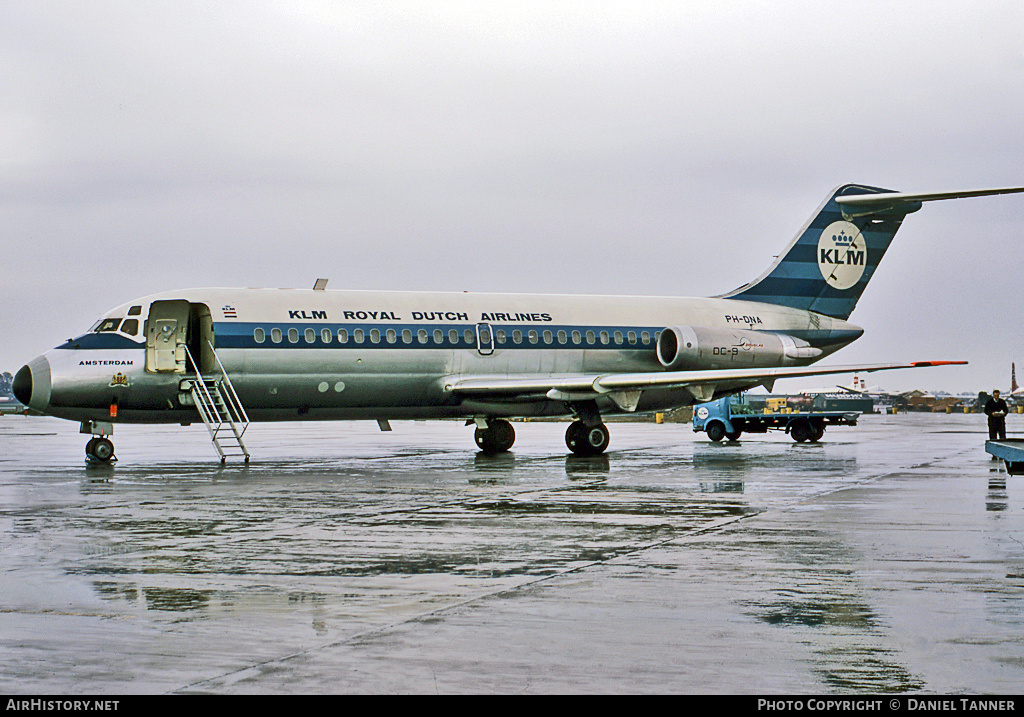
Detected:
left=14, top=184, right=1024, bottom=463
left=1007, top=363, right=1024, bottom=399
left=836, top=373, right=920, bottom=412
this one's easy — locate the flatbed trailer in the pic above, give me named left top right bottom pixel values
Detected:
left=986, top=439, right=1024, bottom=475
left=693, top=396, right=859, bottom=442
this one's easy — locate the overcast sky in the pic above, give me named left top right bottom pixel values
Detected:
left=3, top=1, right=1022, bottom=394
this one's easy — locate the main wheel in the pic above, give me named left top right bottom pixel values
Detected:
left=565, top=420, right=610, bottom=456
left=474, top=419, right=515, bottom=454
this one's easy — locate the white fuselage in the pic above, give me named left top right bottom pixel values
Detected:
left=23, top=287, right=863, bottom=425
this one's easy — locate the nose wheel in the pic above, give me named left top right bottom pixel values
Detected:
left=86, top=437, right=116, bottom=463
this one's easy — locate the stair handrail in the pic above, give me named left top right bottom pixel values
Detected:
left=183, top=346, right=221, bottom=421
left=183, top=345, right=227, bottom=460
left=207, top=339, right=250, bottom=427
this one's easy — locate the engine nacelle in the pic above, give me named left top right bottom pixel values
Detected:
left=656, top=326, right=822, bottom=370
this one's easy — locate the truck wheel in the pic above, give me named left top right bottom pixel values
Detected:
left=706, top=421, right=726, bottom=442
left=725, top=429, right=742, bottom=441
left=790, top=419, right=813, bottom=443
left=811, top=425, right=825, bottom=442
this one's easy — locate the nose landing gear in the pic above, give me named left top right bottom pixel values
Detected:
left=81, top=420, right=117, bottom=464
left=85, top=437, right=116, bottom=463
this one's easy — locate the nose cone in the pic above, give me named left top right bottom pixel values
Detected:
left=12, top=356, right=51, bottom=412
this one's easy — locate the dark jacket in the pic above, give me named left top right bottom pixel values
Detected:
left=985, top=398, right=1009, bottom=417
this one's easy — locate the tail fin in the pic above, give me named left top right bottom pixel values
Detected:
left=723, top=183, right=1024, bottom=320
left=721, top=184, right=909, bottom=320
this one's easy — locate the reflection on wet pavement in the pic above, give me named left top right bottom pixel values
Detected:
left=1, top=414, right=1022, bottom=693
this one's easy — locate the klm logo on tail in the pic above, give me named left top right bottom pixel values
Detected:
left=817, top=221, right=866, bottom=290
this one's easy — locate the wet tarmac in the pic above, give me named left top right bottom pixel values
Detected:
left=1, top=413, right=1022, bottom=694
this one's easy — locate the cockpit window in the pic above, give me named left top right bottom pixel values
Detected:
left=95, top=318, right=123, bottom=333
left=127, top=305, right=142, bottom=316
left=121, top=319, right=139, bottom=336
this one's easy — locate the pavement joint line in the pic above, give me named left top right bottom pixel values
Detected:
left=171, top=440, right=986, bottom=693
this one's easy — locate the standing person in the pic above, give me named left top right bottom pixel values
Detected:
left=985, top=389, right=1009, bottom=440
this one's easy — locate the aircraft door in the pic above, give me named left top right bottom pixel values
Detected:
left=145, top=300, right=191, bottom=373
left=476, top=323, right=494, bottom=356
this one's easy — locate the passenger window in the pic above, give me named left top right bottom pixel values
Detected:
left=512, top=330, right=523, bottom=345
left=496, top=330, right=507, bottom=344
left=557, top=330, right=567, bottom=344
left=321, top=328, right=332, bottom=343
left=121, top=319, right=139, bottom=336
left=433, top=329, right=444, bottom=344
left=627, top=331, right=637, bottom=345
left=528, top=330, right=539, bottom=344
left=402, top=329, right=413, bottom=344
left=543, top=330, right=553, bottom=344
left=288, top=328, right=299, bottom=343
left=641, top=331, right=651, bottom=345
left=572, top=331, right=582, bottom=345
left=305, top=328, right=316, bottom=343
left=338, top=329, right=349, bottom=343
left=254, top=328, right=266, bottom=343
left=586, top=331, right=596, bottom=344
left=600, top=331, right=610, bottom=345
left=613, top=331, right=623, bottom=345
left=386, top=329, right=397, bottom=344
left=418, top=329, right=428, bottom=344
left=370, top=329, right=381, bottom=343
left=354, top=329, right=365, bottom=343
left=448, top=329, right=459, bottom=344
left=463, top=329, right=474, bottom=344
left=271, top=328, right=283, bottom=343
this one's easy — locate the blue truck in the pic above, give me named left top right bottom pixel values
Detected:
left=692, top=395, right=859, bottom=442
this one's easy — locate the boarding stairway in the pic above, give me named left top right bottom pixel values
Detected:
left=184, top=343, right=250, bottom=463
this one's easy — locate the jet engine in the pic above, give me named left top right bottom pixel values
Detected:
left=656, top=326, right=822, bottom=370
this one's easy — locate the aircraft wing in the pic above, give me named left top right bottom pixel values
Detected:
left=446, top=361, right=966, bottom=410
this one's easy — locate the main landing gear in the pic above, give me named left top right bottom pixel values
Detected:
left=471, top=413, right=612, bottom=457
left=474, top=418, right=516, bottom=454
left=565, top=420, right=610, bottom=456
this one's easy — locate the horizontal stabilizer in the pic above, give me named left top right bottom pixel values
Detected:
left=835, top=186, right=1024, bottom=207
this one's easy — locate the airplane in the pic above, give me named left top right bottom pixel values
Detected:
left=12, top=183, right=1024, bottom=463
left=835, top=373, right=909, bottom=409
